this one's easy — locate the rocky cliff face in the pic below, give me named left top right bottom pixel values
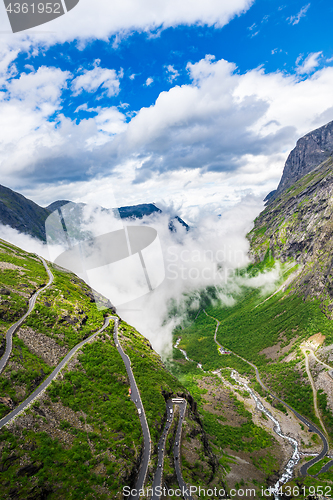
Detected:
left=249, top=155, right=333, bottom=315
left=267, top=120, right=333, bottom=203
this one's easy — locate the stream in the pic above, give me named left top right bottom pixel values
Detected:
left=174, top=339, right=300, bottom=499
left=230, top=370, right=300, bottom=499
left=174, top=338, right=205, bottom=370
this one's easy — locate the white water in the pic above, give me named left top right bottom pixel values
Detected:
left=231, top=370, right=300, bottom=499
left=174, top=339, right=301, bottom=497
left=174, top=338, right=205, bottom=371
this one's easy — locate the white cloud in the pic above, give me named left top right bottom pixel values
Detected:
left=3, top=50, right=333, bottom=218
left=247, top=22, right=259, bottom=37
left=166, top=65, right=179, bottom=82
left=296, top=51, right=322, bottom=74
left=89, top=106, right=127, bottom=138
left=74, top=103, right=88, bottom=113
left=0, top=64, right=71, bottom=181
left=0, top=0, right=254, bottom=45
left=287, top=3, right=310, bottom=25
left=72, top=61, right=121, bottom=97
left=145, top=77, right=154, bottom=86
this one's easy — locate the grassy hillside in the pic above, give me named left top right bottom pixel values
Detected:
left=168, top=253, right=333, bottom=493
left=0, top=239, right=191, bottom=499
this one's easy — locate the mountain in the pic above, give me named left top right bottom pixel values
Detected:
left=168, top=124, right=333, bottom=494
left=0, top=185, right=50, bottom=241
left=250, top=154, right=333, bottom=314
left=0, top=238, right=226, bottom=499
left=2, top=122, right=333, bottom=498
left=118, top=203, right=161, bottom=219
left=47, top=200, right=162, bottom=220
left=46, top=200, right=71, bottom=212
left=266, top=119, right=333, bottom=203
left=0, top=184, right=189, bottom=240
left=168, top=215, right=190, bottom=232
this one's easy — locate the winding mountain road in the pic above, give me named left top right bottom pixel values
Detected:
left=151, top=400, right=174, bottom=500
left=302, top=348, right=333, bottom=475
left=113, top=318, right=151, bottom=499
left=0, top=252, right=158, bottom=495
left=202, top=309, right=330, bottom=477
left=0, top=254, right=152, bottom=493
left=150, top=397, right=193, bottom=500
left=173, top=399, right=194, bottom=500
left=0, top=257, right=54, bottom=375
left=0, top=315, right=113, bottom=429
left=0, top=304, right=153, bottom=495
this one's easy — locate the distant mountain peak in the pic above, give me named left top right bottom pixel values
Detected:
left=46, top=200, right=71, bottom=212
left=0, top=187, right=189, bottom=240
left=117, top=203, right=161, bottom=219
left=267, top=119, right=333, bottom=203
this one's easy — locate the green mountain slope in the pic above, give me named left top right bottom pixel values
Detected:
left=0, top=238, right=231, bottom=500
left=249, top=156, right=333, bottom=314
left=169, top=263, right=333, bottom=495
left=0, top=185, right=50, bottom=241
left=166, top=152, right=333, bottom=494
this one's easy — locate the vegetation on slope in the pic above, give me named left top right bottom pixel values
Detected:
left=248, top=155, right=333, bottom=313
left=167, top=356, right=283, bottom=496
left=0, top=239, right=194, bottom=499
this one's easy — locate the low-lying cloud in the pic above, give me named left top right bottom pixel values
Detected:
left=1, top=196, right=281, bottom=356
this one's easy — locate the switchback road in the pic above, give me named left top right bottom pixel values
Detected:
left=151, top=397, right=193, bottom=500
left=173, top=398, right=194, bottom=500
left=113, top=318, right=151, bottom=499
left=151, top=400, right=174, bottom=500
left=301, top=348, right=328, bottom=437
left=0, top=257, right=53, bottom=375
left=0, top=308, right=153, bottom=495
left=0, top=316, right=112, bottom=429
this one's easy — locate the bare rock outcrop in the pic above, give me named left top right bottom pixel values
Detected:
left=16, top=327, right=68, bottom=366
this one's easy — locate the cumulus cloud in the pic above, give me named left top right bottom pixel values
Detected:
left=3, top=51, right=333, bottom=209
left=71, top=61, right=122, bottom=97
left=287, top=3, right=310, bottom=25
left=0, top=0, right=254, bottom=44
left=145, top=77, right=154, bottom=86
left=0, top=64, right=72, bottom=182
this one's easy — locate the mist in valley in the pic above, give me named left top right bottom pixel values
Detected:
left=0, top=195, right=281, bottom=356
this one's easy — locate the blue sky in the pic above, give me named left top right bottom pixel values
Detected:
left=1, top=0, right=333, bottom=219
left=13, top=0, right=333, bottom=117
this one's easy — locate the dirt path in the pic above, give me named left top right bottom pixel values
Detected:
left=311, top=350, right=333, bottom=372
left=301, top=348, right=328, bottom=438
